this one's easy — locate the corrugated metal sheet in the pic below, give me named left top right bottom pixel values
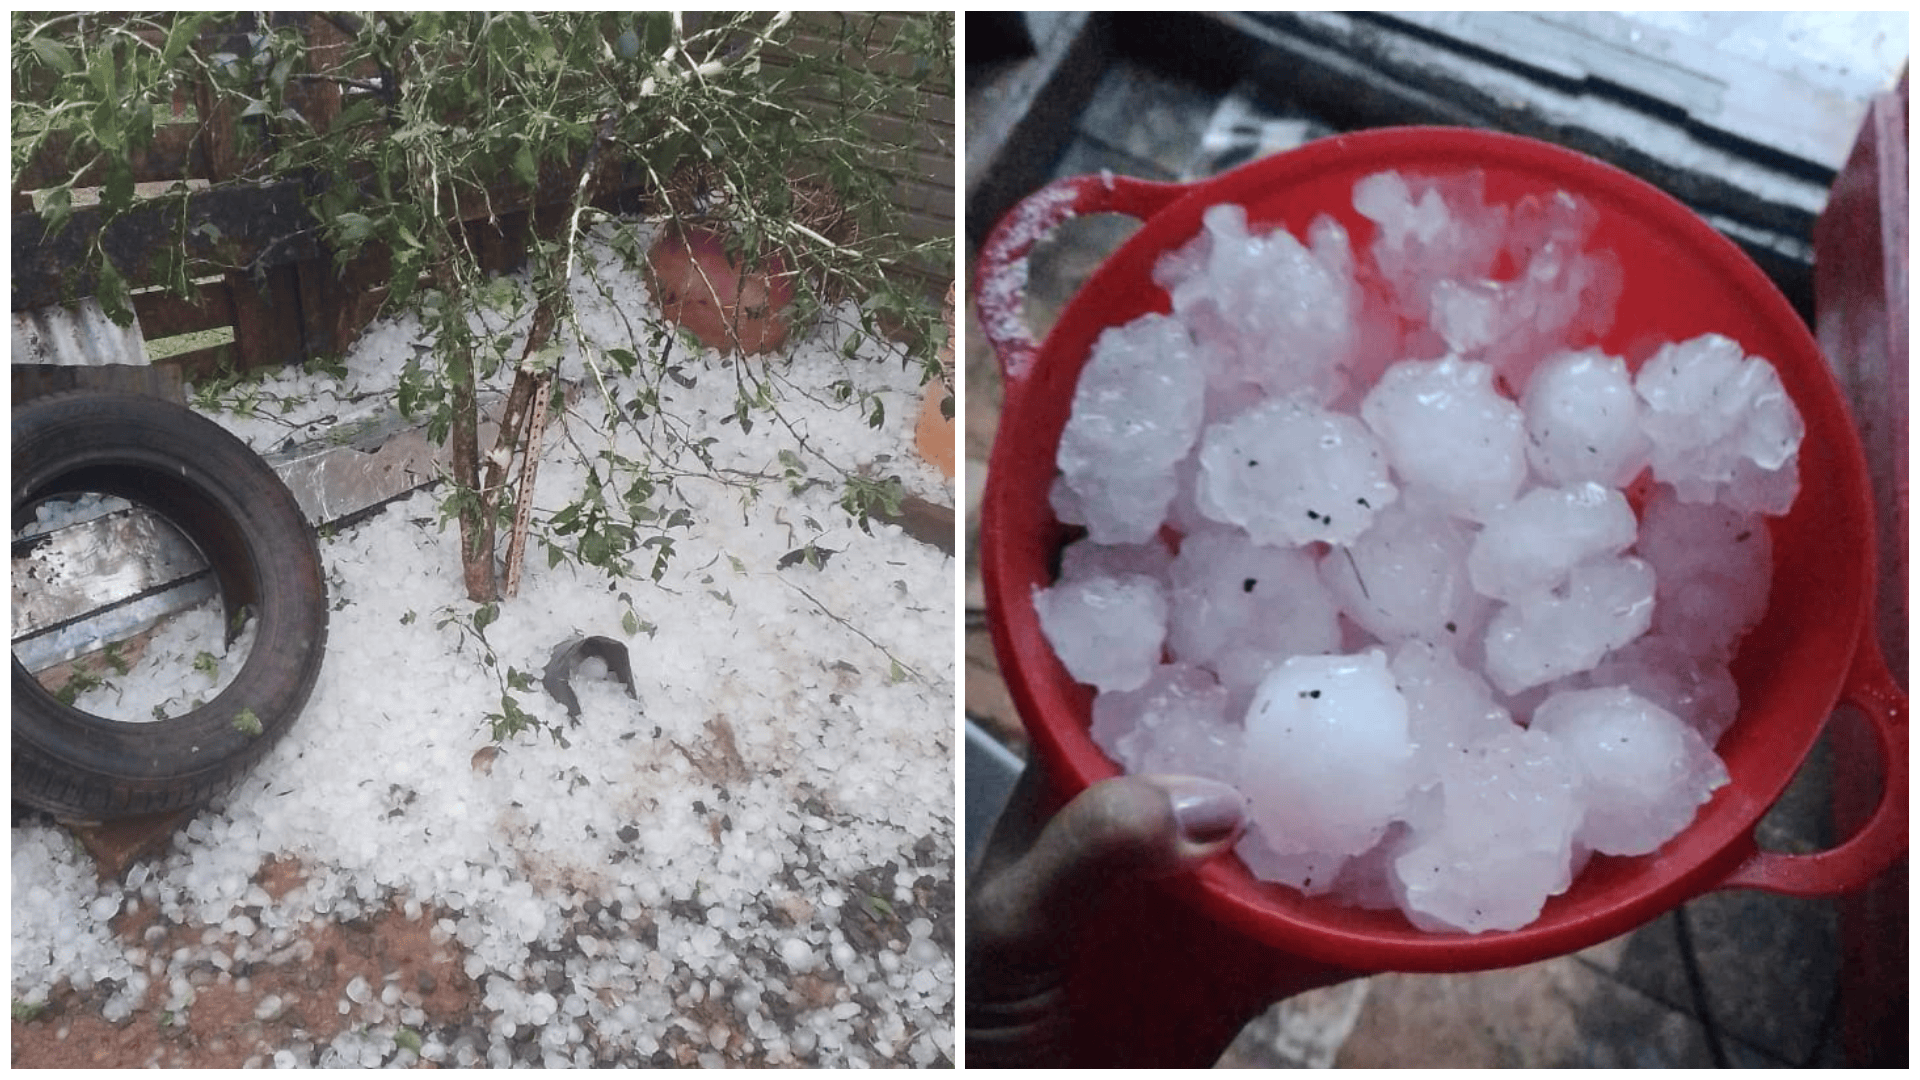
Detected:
left=11, top=297, right=149, bottom=367
left=11, top=504, right=217, bottom=672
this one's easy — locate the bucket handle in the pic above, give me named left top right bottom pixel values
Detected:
left=973, top=173, right=1188, bottom=387
left=1716, top=638, right=1907, bottom=896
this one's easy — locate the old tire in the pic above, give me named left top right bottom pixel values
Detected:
left=12, top=392, right=329, bottom=819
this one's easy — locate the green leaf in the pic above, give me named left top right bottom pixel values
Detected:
left=30, top=37, right=75, bottom=75
left=473, top=602, right=499, bottom=634
left=513, top=142, right=538, bottom=186
left=101, top=158, right=135, bottom=214
left=39, top=185, right=73, bottom=237
left=232, top=708, right=263, bottom=737
left=94, top=256, right=132, bottom=326
left=334, top=212, right=376, bottom=245
left=161, top=16, right=202, bottom=65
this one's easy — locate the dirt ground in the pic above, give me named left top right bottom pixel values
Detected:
left=14, top=836, right=956, bottom=1068
left=13, top=856, right=478, bottom=1069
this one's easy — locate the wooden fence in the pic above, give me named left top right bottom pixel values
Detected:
left=12, top=12, right=954, bottom=383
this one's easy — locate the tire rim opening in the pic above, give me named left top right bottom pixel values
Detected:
left=12, top=492, right=259, bottom=724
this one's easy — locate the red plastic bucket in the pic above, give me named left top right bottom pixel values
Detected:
left=976, top=127, right=1907, bottom=973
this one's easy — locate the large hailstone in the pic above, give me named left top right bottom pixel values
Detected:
left=1467, top=482, right=1639, bottom=603
left=1481, top=554, right=1656, bottom=696
left=1353, top=170, right=1508, bottom=323
left=1634, top=485, right=1773, bottom=661
left=1532, top=686, right=1730, bottom=857
left=1033, top=573, right=1167, bottom=693
left=1360, top=355, right=1528, bottom=523
left=1428, top=191, right=1623, bottom=386
left=1165, top=529, right=1341, bottom=697
left=1390, top=727, right=1582, bottom=934
left=1522, top=348, right=1651, bottom=488
left=1635, top=333, right=1803, bottom=516
left=1319, top=499, right=1486, bottom=648
left=1195, top=396, right=1398, bottom=547
left=1156, top=204, right=1359, bottom=403
left=1054, top=313, right=1208, bottom=543
left=1238, top=651, right=1415, bottom=857
left=1090, top=663, right=1239, bottom=781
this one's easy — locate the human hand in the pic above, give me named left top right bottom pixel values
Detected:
left=966, top=761, right=1360, bottom=1066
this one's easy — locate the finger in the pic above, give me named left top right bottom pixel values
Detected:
left=969, top=771, right=1248, bottom=985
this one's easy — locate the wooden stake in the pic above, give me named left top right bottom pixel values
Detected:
left=501, top=371, right=553, bottom=598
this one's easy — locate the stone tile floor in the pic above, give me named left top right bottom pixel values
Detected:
left=961, top=37, right=1888, bottom=1067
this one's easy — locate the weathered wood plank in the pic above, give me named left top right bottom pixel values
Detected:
left=132, top=278, right=233, bottom=338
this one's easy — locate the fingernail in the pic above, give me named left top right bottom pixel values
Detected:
left=1147, top=776, right=1247, bottom=848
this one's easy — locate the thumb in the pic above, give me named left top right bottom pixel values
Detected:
left=969, top=770, right=1248, bottom=993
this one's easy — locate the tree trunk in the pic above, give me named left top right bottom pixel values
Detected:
left=438, top=257, right=496, bottom=602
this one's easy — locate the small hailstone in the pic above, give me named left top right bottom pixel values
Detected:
left=1195, top=396, right=1397, bottom=547
left=1166, top=529, right=1341, bottom=696
left=1635, top=333, right=1803, bottom=515
left=1522, top=348, right=1650, bottom=487
left=1032, top=573, right=1168, bottom=693
left=1532, top=686, right=1729, bottom=856
left=1391, top=727, right=1582, bottom=934
left=1481, top=554, right=1656, bottom=696
left=1360, top=355, right=1527, bottom=522
left=1239, top=651, right=1414, bottom=857
left=1319, top=499, right=1485, bottom=648
left=1467, top=483, right=1638, bottom=603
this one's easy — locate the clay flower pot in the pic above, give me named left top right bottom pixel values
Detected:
left=645, top=225, right=796, bottom=355
left=915, top=379, right=955, bottom=479
left=913, top=282, right=958, bottom=479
